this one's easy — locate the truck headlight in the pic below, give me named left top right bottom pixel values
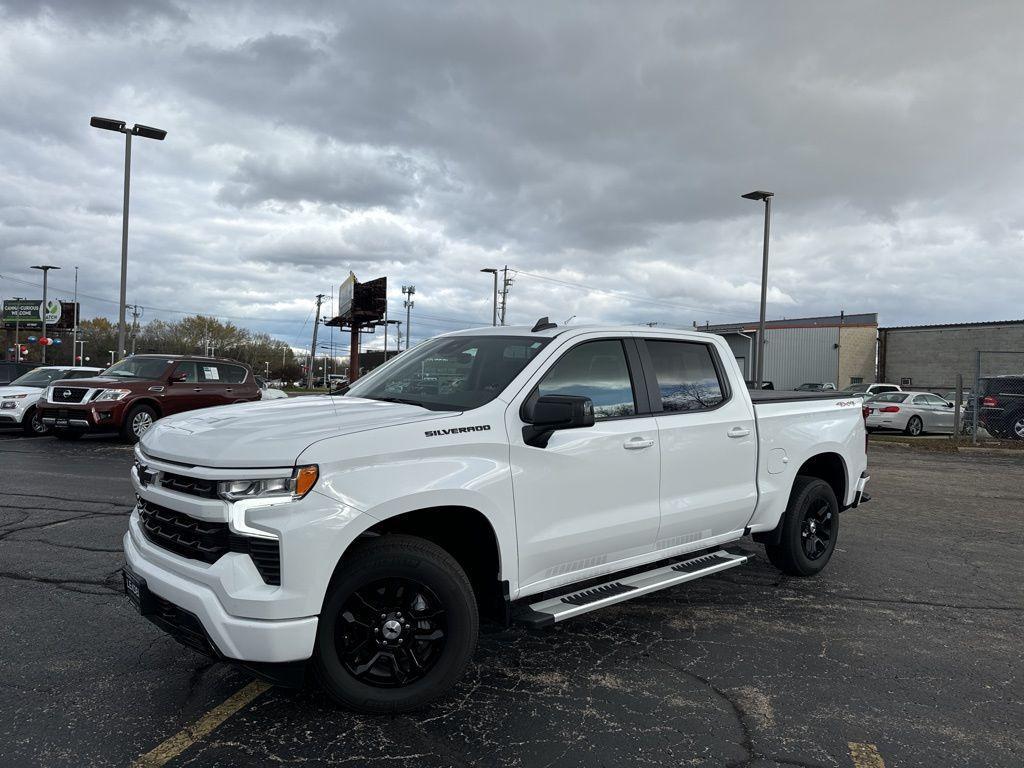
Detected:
left=218, top=465, right=318, bottom=501
left=95, top=389, right=131, bottom=402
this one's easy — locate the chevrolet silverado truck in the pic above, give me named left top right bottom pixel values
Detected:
left=123, top=321, right=870, bottom=713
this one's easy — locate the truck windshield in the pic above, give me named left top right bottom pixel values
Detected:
left=102, top=358, right=174, bottom=379
left=346, top=335, right=549, bottom=411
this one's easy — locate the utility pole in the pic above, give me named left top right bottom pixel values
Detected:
left=402, top=285, right=415, bottom=350
left=481, top=268, right=498, bottom=326
left=498, top=265, right=513, bottom=326
left=395, top=320, right=402, bottom=351
left=128, top=304, right=142, bottom=355
left=308, top=294, right=325, bottom=388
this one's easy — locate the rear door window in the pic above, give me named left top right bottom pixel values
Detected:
left=536, top=339, right=636, bottom=420
left=217, top=364, right=248, bottom=384
left=644, top=340, right=726, bottom=412
left=199, top=364, right=222, bottom=383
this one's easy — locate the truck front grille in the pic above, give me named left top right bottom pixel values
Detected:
left=137, top=499, right=281, bottom=585
left=159, top=471, right=219, bottom=499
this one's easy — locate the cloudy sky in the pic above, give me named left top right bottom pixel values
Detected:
left=1, top=0, right=1022, bottom=351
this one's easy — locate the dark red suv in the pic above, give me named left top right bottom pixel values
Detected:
left=38, top=355, right=261, bottom=443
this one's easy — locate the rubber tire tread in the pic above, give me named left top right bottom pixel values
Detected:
left=764, top=476, right=839, bottom=577
left=313, top=534, right=479, bottom=714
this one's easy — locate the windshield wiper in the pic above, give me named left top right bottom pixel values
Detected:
left=368, top=396, right=429, bottom=408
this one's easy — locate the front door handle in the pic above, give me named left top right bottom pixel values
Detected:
left=193, top=387, right=203, bottom=392
left=623, top=437, right=655, bottom=450
left=727, top=427, right=751, bottom=438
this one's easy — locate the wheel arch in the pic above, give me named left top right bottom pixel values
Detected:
left=127, top=397, right=164, bottom=418
left=754, top=451, right=847, bottom=546
left=333, top=505, right=508, bottom=624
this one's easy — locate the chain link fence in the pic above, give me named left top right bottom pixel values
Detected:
left=953, top=351, right=1024, bottom=444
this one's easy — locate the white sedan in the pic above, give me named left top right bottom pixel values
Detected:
left=865, top=391, right=956, bottom=436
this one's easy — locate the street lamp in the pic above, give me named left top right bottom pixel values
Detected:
left=741, top=190, right=774, bottom=389
left=30, top=265, right=60, bottom=364
left=480, top=268, right=498, bottom=326
left=90, top=116, right=167, bottom=359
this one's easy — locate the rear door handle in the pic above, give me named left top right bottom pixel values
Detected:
left=193, top=388, right=203, bottom=392
left=623, top=437, right=655, bottom=450
left=727, top=427, right=751, bottom=438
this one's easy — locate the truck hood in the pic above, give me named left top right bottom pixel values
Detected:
left=140, top=395, right=454, bottom=468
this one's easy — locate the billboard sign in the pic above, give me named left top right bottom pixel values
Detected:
left=337, top=272, right=357, bottom=321
left=332, top=274, right=386, bottom=325
left=2, top=300, right=77, bottom=331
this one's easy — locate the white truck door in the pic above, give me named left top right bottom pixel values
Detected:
left=508, top=337, right=661, bottom=592
left=638, top=337, right=758, bottom=550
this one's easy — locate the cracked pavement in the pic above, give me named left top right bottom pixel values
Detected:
left=1, top=431, right=1021, bottom=767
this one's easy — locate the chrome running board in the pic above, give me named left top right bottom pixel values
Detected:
left=514, top=550, right=748, bottom=628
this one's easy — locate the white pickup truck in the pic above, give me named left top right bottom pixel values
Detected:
left=123, top=321, right=870, bottom=712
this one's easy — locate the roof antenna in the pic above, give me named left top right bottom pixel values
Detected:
left=531, top=316, right=558, bottom=332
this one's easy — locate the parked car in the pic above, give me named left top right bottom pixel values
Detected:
left=839, top=383, right=902, bottom=399
left=0, top=365, right=103, bottom=435
left=123, top=322, right=870, bottom=713
left=744, top=380, right=775, bottom=390
left=795, top=382, right=836, bottom=391
left=0, top=361, right=40, bottom=386
left=38, top=354, right=261, bottom=443
left=864, top=391, right=955, bottom=435
left=256, top=376, right=288, bottom=401
left=962, top=375, right=1024, bottom=441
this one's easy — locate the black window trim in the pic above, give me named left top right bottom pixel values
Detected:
left=520, top=336, right=653, bottom=424
left=636, top=338, right=733, bottom=417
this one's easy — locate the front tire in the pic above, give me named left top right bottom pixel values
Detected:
left=22, top=407, right=50, bottom=436
left=904, top=416, right=924, bottom=436
left=121, top=403, right=157, bottom=444
left=765, top=476, right=839, bottom=577
left=313, top=535, right=478, bottom=714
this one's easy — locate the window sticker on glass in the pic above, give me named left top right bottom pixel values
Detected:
left=203, top=366, right=220, bottom=380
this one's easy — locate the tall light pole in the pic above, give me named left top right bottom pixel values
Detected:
left=402, top=285, right=415, bottom=350
left=742, top=190, right=774, bottom=389
left=480, top=268, right=498, bottom=326
left=30, top=265, right=60, bottom=363
left=72, top=266, right=80, bottom=366
left=90, top=117, right=167, bottom=359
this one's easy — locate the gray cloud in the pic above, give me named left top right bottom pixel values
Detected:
left=1, top=0, right=1022, bottom=353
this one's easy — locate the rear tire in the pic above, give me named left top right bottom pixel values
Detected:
left=904, top=416, right=924, bottom=436
left=313, top=535, right=478, bottom=714
left=53, top=429, right=83, bottom=441
left=121, top=403, right=157, bottom=444
left=22, top=407, right=50, bottom=436
left=764, top=476, right=839, bottom=577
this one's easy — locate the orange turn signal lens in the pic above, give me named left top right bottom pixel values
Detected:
left=294, top=465, right=319, bottom=497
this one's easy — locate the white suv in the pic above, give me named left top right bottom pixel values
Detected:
left=0, top=365, right=103, bottom=435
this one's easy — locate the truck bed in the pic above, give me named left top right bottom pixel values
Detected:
left=748, top=390, right=850, bottom=404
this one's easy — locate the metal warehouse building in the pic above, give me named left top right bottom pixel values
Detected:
left=878, top=319, right=1024, bottom=391
left=704, top=313, right=878, bottom=390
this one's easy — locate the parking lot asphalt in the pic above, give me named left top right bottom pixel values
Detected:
left=1, top=432, right=1021, bottom=768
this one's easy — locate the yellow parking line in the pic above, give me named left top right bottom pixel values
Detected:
left=132, top=680, right=271, bottom=768
left=848, top=742, right=886, bottom=768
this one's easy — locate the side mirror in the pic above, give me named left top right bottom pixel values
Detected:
left=946, top=401, right=954, bottom=407
left=168, top=372, right=188, bottom=383
left=522, top=395, right=595, bottom=448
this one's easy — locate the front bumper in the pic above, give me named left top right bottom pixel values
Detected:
left=39, top=402, right=121, bottom=430
left=125, top=531, right=317, bottom=663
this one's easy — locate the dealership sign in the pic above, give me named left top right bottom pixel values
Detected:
left=2, top=299, right=77, bottom=330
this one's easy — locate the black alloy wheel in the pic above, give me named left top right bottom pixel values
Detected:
left=336, top=577, right=447, bottom=688
left=800, top=501, right=833, bottom=561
